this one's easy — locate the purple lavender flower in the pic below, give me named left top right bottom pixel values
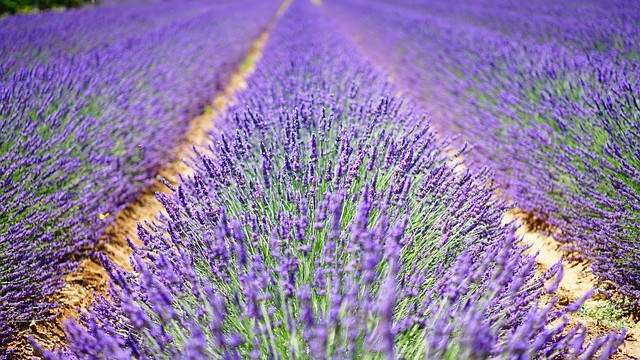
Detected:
left=37, top=1, right=625, bottom=359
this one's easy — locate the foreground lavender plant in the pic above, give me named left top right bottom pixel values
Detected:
left=0, top=0, right=278, bottom=355
left=326, top=0, right=640, bottom=303
left=40, top=2, right=625, bottom=358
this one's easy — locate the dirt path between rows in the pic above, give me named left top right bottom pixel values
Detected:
left=8, top=1, right=291, bottom=358
left=504, top=211, right=640, bottom=359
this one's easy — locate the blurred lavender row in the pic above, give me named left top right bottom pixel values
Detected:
left=326, top=0, right=640, bottom=302
left=42, top=1, right=624, bottom=358
left=0, top=0, right=279, bottom=354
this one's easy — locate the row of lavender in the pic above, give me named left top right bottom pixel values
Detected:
left=326, top=0, right=640, bottom=302
left=0, top=0, right=278, bottom=355
left=42, top=2, right=624, bottom=358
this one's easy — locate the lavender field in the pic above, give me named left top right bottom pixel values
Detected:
left=1, top=0, right=638, bottom=359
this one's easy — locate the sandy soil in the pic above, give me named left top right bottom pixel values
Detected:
left=504, top=210, right=640, bottom=359
left=8, top=1, right=292, bottom=357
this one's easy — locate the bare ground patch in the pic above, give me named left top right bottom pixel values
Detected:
left=504, top=210, right=640, bottom=359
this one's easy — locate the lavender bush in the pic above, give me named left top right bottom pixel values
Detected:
left=326, top=0, right=640, bottom=302
left=42, top=2, right=625, bottom=358
left=0, top=0, right=278, bottom=355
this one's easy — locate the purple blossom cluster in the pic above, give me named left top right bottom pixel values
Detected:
left=326, top=0, right=640, bottom=302
left=0, top=0, right=278, bottom=355
left=42, top=1, right=625, bottom=358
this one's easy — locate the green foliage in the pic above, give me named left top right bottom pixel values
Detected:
left=579, top=299, right=630, bottom=329
left=0, top=0, right=91, bottom=15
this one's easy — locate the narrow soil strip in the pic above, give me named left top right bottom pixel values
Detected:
left=10, top=0, right=292, bottom=357
left=504, top=211, right=640, bottom=359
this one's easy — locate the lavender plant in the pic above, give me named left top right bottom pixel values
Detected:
left=0, top=0, right=278, bottom=355
left=41, top=2, right=624, bottom=358
left=326, top=0, right=640, bottom=302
